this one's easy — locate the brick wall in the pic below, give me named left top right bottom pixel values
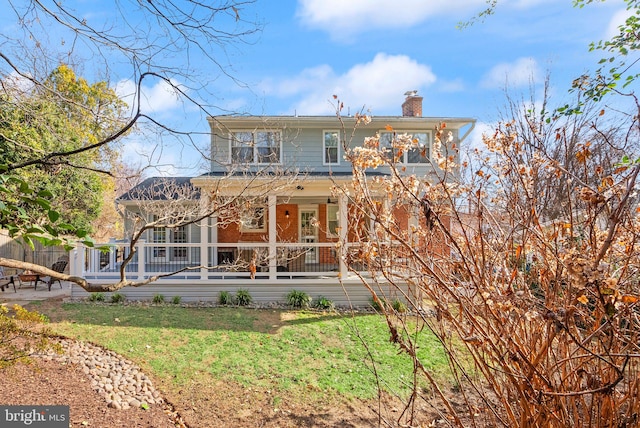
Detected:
left=216, top=202, right=451, bottom=259
left=401, top=95, right=423, bottom=117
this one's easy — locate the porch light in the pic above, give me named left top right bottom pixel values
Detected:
left=285, top=210, right=290, bottom=219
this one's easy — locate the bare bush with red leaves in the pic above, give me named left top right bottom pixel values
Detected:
left=338, top=95, right=640, bottom=426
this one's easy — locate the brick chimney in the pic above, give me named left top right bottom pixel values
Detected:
left=402, top=90, right=423, bottom=117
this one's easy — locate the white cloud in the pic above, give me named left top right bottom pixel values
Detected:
left=120, top=136, right=206, bottom=177
left=120, top=138, right=172, bottom=176
left=1, top=71, right=35, bottom=95
left=467, top=121, right=493, bottom=154
left=296, top=0, right=487, bottom=38
left=480, top=57, right=541, bottom=89
left=606, top=7, right=634, bottom=40
left=114, top=78, right=207, bottom=175
left=222, top=97, right=253, bottom=113
left=457, top=121, right=494, bottom=183
left=262, top=53, right=437, bottom=115
left=115, top=78, right=185, bottom=115
left=261, top=65, right=335, bottom=98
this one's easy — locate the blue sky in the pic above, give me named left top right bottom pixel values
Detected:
left=146, top=0, right=634, bottom=175
left=2, top=0, right=636, bottom=175
left=232, top=0, right=620, bottom=118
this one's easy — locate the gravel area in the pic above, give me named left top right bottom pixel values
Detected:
left=0, top=357, right=180, bottom=428
left=38, top=339, right=164, bottom=411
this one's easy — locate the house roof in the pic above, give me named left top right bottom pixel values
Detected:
left=117, top=176, right=199, bottom=201
left=208, top=115, right=476, bottom=131
left=117, top=171, right=387, bottom=201
left=197, top=170, right=389, bottom=178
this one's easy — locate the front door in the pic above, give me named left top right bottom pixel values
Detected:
left=299, top=208, right=318, bottom=264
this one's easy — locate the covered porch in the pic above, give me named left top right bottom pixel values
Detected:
left=69, top=175, right=416, bottom=304
left=69, top=238, right=414, bottom=306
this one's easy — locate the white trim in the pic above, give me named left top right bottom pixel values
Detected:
left=338, top=195, right=348, bottom=279
left=322, top=129, right=340, bottom=165
left=200, top=216, right=209, bottom=280
left=299, top=205, right=319, bottom=264
left=268, top=195, right=277, bottom=280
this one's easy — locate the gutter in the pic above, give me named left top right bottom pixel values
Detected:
left=458, top=119, right=476, bottom=145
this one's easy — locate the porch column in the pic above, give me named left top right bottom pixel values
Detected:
left=200, top=192, right=211, bottom=280
left=108, top=239, right=117, bottom=270
left=70, top=244, right=85, bottom=277
left=137, top=239, right=146, bottom=280
left=408, top=208, right=418, bottom=246
left=199, top=217, right=209, bottom=280
left=268, top=194, right=277, bottom=280
left=211, top=214, right=218, bottom=262
left=338, top=194, right=348, bottom=279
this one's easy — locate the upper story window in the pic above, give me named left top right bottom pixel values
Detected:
left=323, top=130, right=340, bottom=165
left=379, top=131, right=431, bottom=164
left=230, top=130, right=282, bottom=164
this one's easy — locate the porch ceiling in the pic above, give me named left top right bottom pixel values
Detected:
left=191, top=171, right=388, bottom=198
left=276, top=196, right=335, bottom=205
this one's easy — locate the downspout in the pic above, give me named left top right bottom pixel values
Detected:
left=459, top=119, right=476, bottom=145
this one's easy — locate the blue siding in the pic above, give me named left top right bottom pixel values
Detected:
left=209, top=116, right=467, bottom=178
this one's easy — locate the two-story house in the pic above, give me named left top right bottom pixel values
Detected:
left=72, top=93, right=475, bottom=304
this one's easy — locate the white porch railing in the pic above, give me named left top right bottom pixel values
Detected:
left=74, top=241, right=354, bottom=282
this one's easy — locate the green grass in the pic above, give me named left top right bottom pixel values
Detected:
left=44, top=304, right=451, bottom=401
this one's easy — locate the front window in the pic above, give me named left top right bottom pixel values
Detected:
left=151, top=216, right=189, bottom=260
left=152, top=226, right=166, bottom=244
left=231, top=130, right=281, bottom=164
left=240, top=206, right=267, bottom=232
left=151, top=215, right=167, bottom=259
left=327, top=205, right=339, bottom=236
left=172, top=225, right=188, bottom=260
left=380, top=131, right=431, bottom=164
left=323, top=130, right=339, bottom=165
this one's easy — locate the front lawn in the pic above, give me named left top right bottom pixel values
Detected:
left=43, top=303, right=451, bottom=402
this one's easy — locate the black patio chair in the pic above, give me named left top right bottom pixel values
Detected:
left=0, top=267, right=17, bottom=293
left=34, top=260, right=68, bottom=291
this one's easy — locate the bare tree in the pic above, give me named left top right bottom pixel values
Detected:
left=2, top=1, right=260, bottom=170
left=1, top=168, right=301, bottom=291
left=0, top=1, right=265, bottom=287
left=493, top=75, right=635, bottom=222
